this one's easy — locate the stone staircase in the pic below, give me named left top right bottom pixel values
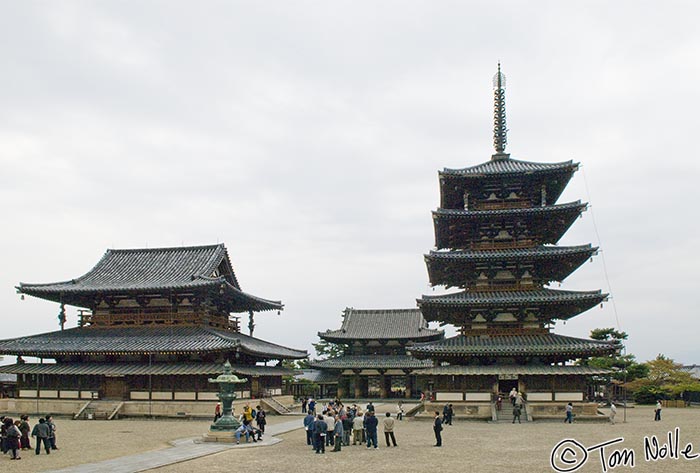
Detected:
left=261, top=396, right=291, bottom=415
left=74, top=400, right=124, bottom=420
left=492, top=401, right=530, bottom=423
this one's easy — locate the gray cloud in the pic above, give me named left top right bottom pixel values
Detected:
left=1, top=1, right=698, bottom=364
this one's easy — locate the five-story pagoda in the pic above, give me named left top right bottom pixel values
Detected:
left=409, top=65, right=616, bottom=419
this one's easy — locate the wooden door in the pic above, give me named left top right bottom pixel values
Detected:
left=104, top=376, right=126, bottom=400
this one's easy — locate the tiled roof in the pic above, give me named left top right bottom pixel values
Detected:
left=426, top=245, right=596, bottom=261
left=309, top=355, right=434, bottom=370
left=18, top=244, right=283, bottom=312
left=0, top=325, right=307, bottom=359
left=0, top=362, right=293, bottom=377
left=433, top=200, right=586, bottom=219
left=441, top=158, right=578, bottom=177
left=408, top=333, right=616, bottom=357
left=319, top=308, right=443, bottom=342
left=413, top=364, right=611, bottom=376
left=418, top=288, right=606, bottom=307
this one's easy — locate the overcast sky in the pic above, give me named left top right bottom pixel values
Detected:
left=1, top=1, right=698, bottom=365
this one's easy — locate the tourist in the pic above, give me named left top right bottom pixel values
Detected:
left=46, top=415, right=58, bottom=450
left=383, top=412, right=397, bottom=447
left=31, top=418, right=51, bottom=455
left=308, top=398, right=316, bottom=416
left=446, top=404, right=454, bottom=425
left=654, top=400, right=662, bottom=421
left=352, top=411, right=364, bottom=445
left=301, top=398, right=307, bottom=413
left=332, top=415, right=343, bottom=452
left=19, top=415, right=31, bottom=451
left=397, top=401, right=404, bottom=421
left=433, top=411, right=443, bottom=447
left=0, top=416, right=7, bottom=454
left=214, top=403, right=221, bottom=422
left=565, top=402, right=574, bottom=423
left=609, top=402, right=617, bottom=424
left=364, top=411, right=378, bottom=449
left=366, top=401, right=375, bottom=414
left=243, top=404, right=253, bottom=423
left=324, top=411, right=336, bottom=446
left=312, top=414, right=327, bottom=454
left=235, top=420, right=251, bottom=444
left=255, top=405, right=267, bottom=433
left=341, top=413, right=352, bottom=446
left=442, top=403, right=450, bottom=424
left=303, top=411, right=315, bottom=446
left=512, top=404, right=522, bottom=424
left=4, top=418, right=21, bottom=460
left=515, top=392, right=524, bottom=407
left=496, top=395, right=503, bottom=411
left=509, top=387, right=517, bottom=406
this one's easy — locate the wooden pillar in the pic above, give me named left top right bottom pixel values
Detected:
left=353, top=370, right=362, bottom=399
left=379, top=370, right=387, bottom=399
left=251, top=376, right=260, bottom=398
left=337, top=376, right=346, bottom=399
left=404, top=371, right=412, bottom=399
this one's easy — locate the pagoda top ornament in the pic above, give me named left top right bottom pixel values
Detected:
left=492, top=62, right=509, bottom=160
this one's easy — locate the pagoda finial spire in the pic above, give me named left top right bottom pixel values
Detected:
left=492, top=62, right=509, bottom=159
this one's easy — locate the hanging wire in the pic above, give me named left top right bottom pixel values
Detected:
left=581, top=166, right=622, bottom=331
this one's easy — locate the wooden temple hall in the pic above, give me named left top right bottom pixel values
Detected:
left=408, top=65, right=617, bottom=417
left=0, top=244, right=307, bottom=406
left=311, top=308, right=443, bottom=398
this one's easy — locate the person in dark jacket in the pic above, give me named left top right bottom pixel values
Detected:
left=341, top=415, right=353, bottom=446
left=46, top=415, right=57, bottom=450
left=31, top=418, right=51, bottom=455
left=332, top=415, right=344, bottom=452
left=312, top=415, right=328, bottom=454
left=255, top=406, right=267, bottom=433
left=433, top=411, right=443, bottom=447
left=19, top=416, right=31, bottom=450
left=4, top=418, right=21, bottom=460
left=303, top=412, right=315, bottom=446
left=364, top=411, right=379, bottom=449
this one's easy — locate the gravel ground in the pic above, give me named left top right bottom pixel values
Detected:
left=1, top=406, right=698, bottom=473
left=152, top=405, right=700, bottom=473
left=0, top=414, right=288, bottom=473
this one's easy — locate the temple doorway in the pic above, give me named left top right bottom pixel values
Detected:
left=498, top=379, right=518, bottom=397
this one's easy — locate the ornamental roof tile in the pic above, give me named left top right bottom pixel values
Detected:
left=319, top=308, right=443, bottom=341
left=418, top=288, right=606, bottom=307
left=0, top=325, right=307, bottom=359
left=441, top=158, right=578, bottom=177
left=413, top=364, right=611, bottom=376
left=408, top=333, right=616, bottom=357
left=17, top=244, right=283, bottom=312
left=0, top=362, right=293, bottom=377
left=309, top=355, right=434, bottom=370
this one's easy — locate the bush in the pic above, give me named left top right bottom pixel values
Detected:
left=633, top=385, right=671, bottom=404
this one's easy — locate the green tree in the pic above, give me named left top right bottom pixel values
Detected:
left=579, top=327, right=648, bottom=382
left=312, top=340, right=344, bottom=359
left=627, top=354, right=700, bottom=403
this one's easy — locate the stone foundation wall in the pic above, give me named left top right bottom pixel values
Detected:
left=0, top=396, right=295, bottom=418
left=422, top=401, right=491, bottom=419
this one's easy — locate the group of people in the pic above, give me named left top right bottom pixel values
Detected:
left=1, top=415, right=57, bottom=460
left=303, top=400, right=399, bottom=454
left=508, top=388, right=525, bottom=424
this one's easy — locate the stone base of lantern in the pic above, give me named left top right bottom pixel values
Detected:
left=203, top=430, right=238, bottom=443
